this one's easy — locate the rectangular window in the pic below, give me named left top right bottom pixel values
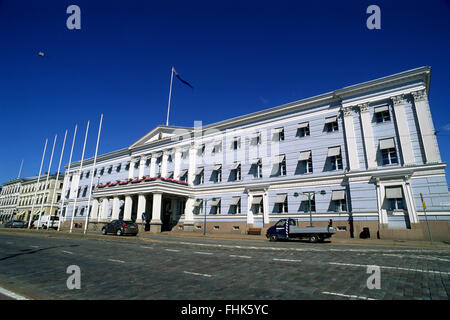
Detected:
left=231, top=162, right=241, bottom=181
left=302, top=193, right=315, bottom=212
left=232, top=137, right=241, bottom=150
left=297, top=122, right=310, bottom=137
left=213, top=164, right=222, bottom=183
left=298, top=151, right=313, bottom=174
left=230, top=197, right=241, bottom=214
left=251, top=132, right=262, bottom=145
left=330, top=155, right=343, bottom=170
left=197, top=144, right=205, bottom=156
left=273, top=128, right=285, bottom=141
left=325, top=116, right=338, bottom=132
left=374, top=105, right=390, bottom=123
left=382, top=148, right=398, bottom=165
left=212, top=142, right=222, bottom=154
left=274, top=194, right=288, bottom=213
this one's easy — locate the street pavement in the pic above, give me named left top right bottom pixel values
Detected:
left=0, top=230, right=449, bottom=300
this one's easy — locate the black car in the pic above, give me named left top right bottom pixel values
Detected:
left=101, top=220, right=138, bottom=236
left=4, top=220, right=27, bottom=228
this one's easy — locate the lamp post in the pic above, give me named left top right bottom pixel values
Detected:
left=305, top=190, right=326, bottom=227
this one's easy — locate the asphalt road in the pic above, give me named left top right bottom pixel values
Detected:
left=0, top=232, right=449, bottom=300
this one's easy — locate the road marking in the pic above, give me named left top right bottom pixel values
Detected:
left=6, top=242, right=13, bottom=244
left=229, top=255, right=251, bottom=259
left=321, top=291, right=376, bottom=300
left=273, top=258, right=302, bottom=262
left=140, top=246, right=153, bottom=249
left=194, top=251, right=213, bottom=255
left=165, top=249, right=180, bottom=252
left=382, top=253, right=450, bottom=262
left=30, top=246, right=39, bottom=248
left=0, top=286, right=30, bottom=300
left=62, top=250, right=73, bottom=255
left=328, top=262, right=450, bottom=275
left=183, top=271, right=212, bottom=278
left=108, top=259, right=125, bottom=263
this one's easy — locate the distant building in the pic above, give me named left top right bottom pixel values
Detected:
left=59, top=66, right=450, bottom=240
left=0, top=174, right=63, bottom=222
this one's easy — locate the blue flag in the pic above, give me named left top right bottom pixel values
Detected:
left=173, top=68, right=193, bottom=89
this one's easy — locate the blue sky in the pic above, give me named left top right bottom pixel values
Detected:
left=0, top=0, right=450, bottom=186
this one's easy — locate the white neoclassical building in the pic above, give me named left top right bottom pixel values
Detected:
left=60, top=66, right=450, bottom=240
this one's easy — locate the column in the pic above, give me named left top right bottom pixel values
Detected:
left=150, top=155, right=157, bottom=177
left=112, top=196, right=120, bottom=220
left=358, top=103, right=377, bottom=169
left=101, top=198, right=109, bottom=221
left=375, top=179, right=387, bottom=225
left=411, top=90, right=441, bottom=163
left=138, top=157, right=146, bottom=179
left=174, top=149, right=182, bottom=180
left=184, top=197, right=195, bottom=231
left=391, top=95, right=415, bottom=165
left=124, top=195, right=133, bottom=220
left=128, top=158, right=135, bottom=180
left=404, top=179, right=419, bottom=224
left=161, top=152, right=169, bottom=178
left=150, top=192, right=162, bottom=232
left=91, top=199, right=99, bottom=220
left=342, top=106, right=360, bottom=171
left=188, top=143, right=197, bottom=186
left=136, top=194, right=146, bottom=223
left=247, top=194, right=254, bottom=226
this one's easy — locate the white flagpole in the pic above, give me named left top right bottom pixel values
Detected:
left=28, top=138, right=48, bottom=229
left=49, top=130, right=67, bottom=225
left=166, top=66, right=174, bottom=126
left=70, top=121, right=89, bottom=233
left=37, top=134, right=57, bottom=229
left=84, top=114, right=103, bottom=234
left=58, top=125, right=77, bottom=232
left=17, top=159, right=24, bottom=178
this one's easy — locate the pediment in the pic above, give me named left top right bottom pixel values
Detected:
left=129, top=125, right=193, bottom=149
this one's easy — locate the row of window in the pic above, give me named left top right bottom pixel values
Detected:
left=192, top=191, right=348, bottom=215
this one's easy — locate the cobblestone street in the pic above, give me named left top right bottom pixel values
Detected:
left=0, top=230, right=448, bottom=300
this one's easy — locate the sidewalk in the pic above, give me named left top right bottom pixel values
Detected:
left=1, top=227, right=449, bottom=249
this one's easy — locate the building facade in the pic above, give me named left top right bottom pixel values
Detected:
left=0, top=175, right=63, bottom=223
left=16, top=174, right=64, bottom=222
left=0, top=179, right=22, bottom=222
left=61, top=66, right=450, bottom=240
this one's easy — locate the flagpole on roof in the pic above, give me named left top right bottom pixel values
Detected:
left=28, top=138, right=48, bottom=229
left=84, top=114, right=103, bottom=235
left=70, top=121, right=89, bottom=233
left=37, top=134, right=57, bottom=229
left=58, top=124, right=78, bottom=232
left=17, top=159, right=24, bottom=179
left=166, top=66, right=174, bottom=126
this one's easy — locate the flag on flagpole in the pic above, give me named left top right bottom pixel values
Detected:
left=173, top=68, right=193, bottom=89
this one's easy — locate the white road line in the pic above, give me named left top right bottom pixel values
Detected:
left=30, top=246, right=39, bottom=248
left=62, top=250, right=73, bottom=255
left=162, top=240, right=441, bottom=254
left=328, top=262, right=450, bottom=275
left=6, top=242, right=13, bottom=244
left=229, top=255, right=252, bottom=259
left=273, top=258, right=302, bottom=262
left=183, top=271, right=213, bottom=278
left=108, top=259, right=125, bottom=263
left=382, top=253, right=450, bottom=262
left=194, top=251, right=213, bottom=255
left=321, top=291, right=376, bottom=300
left=165, top=249, right=180, bottom=252
left=0, top=286, right=30, bottom=300
left=140, top=246, right=153, bottom=249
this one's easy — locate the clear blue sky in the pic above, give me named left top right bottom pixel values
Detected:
left=1, top=0, right=449, bottom=186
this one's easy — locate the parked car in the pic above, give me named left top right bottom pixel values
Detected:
left=4, top=220, right=27, bottom=228
left=101, top=220, right=138, bottom=236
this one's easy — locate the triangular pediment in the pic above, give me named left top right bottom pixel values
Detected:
left=129, top=125, right=193, bottom=149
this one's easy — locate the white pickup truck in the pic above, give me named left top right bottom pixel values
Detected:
left=37, top=215, right=60, bottom=229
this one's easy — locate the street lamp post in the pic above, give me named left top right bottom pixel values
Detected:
left=305, top=190, right=326, bottom=227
